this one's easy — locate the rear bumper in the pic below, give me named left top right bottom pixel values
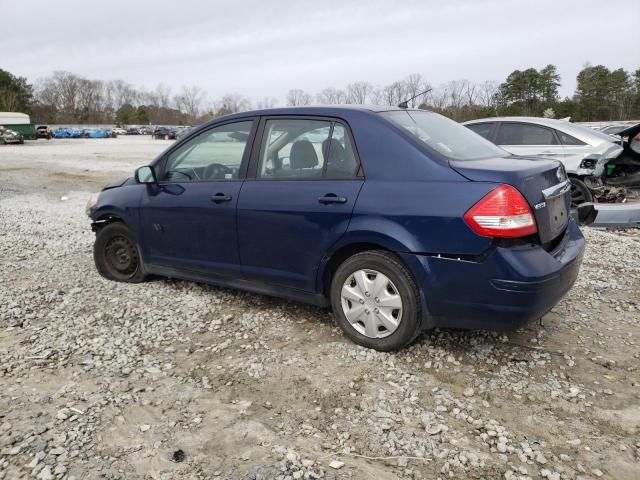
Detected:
left=401, top=220, right=585, bottom=330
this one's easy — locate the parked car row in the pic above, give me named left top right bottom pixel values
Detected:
left=463, top=117, right=639, bottom=205
left=1, top=124, right=194, bottom=143
left=153, top=126, right=192, bottom=140
left=123, top=127, right=153, bottom=135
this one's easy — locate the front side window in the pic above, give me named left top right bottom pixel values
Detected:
left=257, top=119, right=358, bottom=178
left=161, top=121, right=253, bottom=182
left=380, top=110, right=506, bottom=161
left=495, top=123, right=558, bottom=146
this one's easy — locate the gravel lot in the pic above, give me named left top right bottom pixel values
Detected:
left=1, top=137, right=639, bottom=480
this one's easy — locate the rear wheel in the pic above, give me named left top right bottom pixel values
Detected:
left=94, top=223, right=147, bottom=283
left=570, top=177, right=593, bottom=207
left=330, top=251, right=422, bottom=351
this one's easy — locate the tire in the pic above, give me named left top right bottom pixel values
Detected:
left=330, top=250, right=422, bottom=351
left=569, top=177, right=593, bottom=207
left=93, top=222, right=147, bottom=283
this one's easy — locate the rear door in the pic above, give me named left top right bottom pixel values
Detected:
left=139, top=120, right=256, bottom=276
left=495, top=122, right=565, bottom=158
left=237, top=117, right=363, bottom=292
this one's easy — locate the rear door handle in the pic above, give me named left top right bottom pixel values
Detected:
left=210, top=193, right=232, bottom=203
left=318, top=194, right=347, bottom=204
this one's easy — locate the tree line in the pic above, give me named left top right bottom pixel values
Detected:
left=1, top=63, right=638, bottom=125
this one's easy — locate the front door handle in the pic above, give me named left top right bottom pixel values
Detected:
left=318, top=194, right=347, bottom=204
left=210, top=193, right=232, bottom=203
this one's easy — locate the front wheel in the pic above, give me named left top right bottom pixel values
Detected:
left=570, top=177, right=593, bottom=207
left=93, top=223, right=147, bottom=283
left=330, top=251, right=422, bottom=351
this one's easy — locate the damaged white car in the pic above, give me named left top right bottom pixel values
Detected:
left=463, top=117, right=623, bottom=206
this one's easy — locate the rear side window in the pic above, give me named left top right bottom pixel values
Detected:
left=257, top=119, right=358, bottom=178
left=466, top=122, right=494, bottom=140
left=555, top=130, right=586, bottom=146
left=495, top=123, right=558, bottom=145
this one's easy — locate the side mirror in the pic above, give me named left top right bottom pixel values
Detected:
left=135, top=165, right=157, bottom=184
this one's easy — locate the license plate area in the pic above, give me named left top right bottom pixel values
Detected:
left=546, top=195, right=568, bottom=239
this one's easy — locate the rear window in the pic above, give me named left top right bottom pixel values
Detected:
left=555, top=130, right=585, bottom=146
left=379, top=110, right=507, bottom=161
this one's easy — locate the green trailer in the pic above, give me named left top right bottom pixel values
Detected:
left=0, top=112, right=37, bottom=140
left=0, top=123, right=36, bottom=140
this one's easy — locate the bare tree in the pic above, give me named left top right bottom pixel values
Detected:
left=464, top=81, right=477, bottom=106
left=316, top=87, right=348, bottom=104
left=256, top=97, right=278, bottom=109
left=426, top=85, right=449, bottom=111
left=286, top=89, right=312, bottom=106
left=369, top=87, right=385, bottom=105
left=214, top=93, right=252, bottom=114
left=404, top=73, right=431, bottom=107
left=346, top=81, right=373, bottom=104
left=107, top=79, right=137, bottom=110
left=477, top=80, right=499, bottom=109
left=154, top=82, right=172, bottom=108
left=76, top=78, right=104, bottom=123
left=383, top=81, right=407, bottom=106
left=174, top=85, right=205, bottom=122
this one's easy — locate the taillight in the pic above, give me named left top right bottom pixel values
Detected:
left=463, top=184, right=537, bottom=238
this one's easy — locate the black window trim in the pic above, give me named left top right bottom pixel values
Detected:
left=153, top=117, right=259, bottom=185
left=246, top=115, right=364, bottom=181
left=494, top=121, right=562, bottom=147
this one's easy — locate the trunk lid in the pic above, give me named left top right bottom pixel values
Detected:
left=450, top=155, right=570, bottom=244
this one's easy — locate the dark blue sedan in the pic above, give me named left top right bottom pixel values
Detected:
left=87, top=106, right=585, bottom=351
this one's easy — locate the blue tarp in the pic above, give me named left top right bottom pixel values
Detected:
left=52, top=128, right=112, bottom=138
left=88, top=129, right=110, bottom=138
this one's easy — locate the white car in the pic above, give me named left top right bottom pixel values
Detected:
left=463, top=117, right=623, bottom=205
left=112, top=128, right=128, bottom=135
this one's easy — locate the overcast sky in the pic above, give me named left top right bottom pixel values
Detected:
left=3, top=0, right=639, bottom=104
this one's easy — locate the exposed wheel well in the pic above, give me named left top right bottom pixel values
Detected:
left=322, top=242, right=393, bottom=297
left=92, top=215, right=124, bottom=233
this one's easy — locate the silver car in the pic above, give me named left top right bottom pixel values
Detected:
left=0, top=127, right=25, bottom=145
left=463, top=117, right=622, bottom=205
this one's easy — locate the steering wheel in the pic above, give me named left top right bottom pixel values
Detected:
left=204, top=163, right=232, bottom=180
left=165, top=169, right=193, bottom=180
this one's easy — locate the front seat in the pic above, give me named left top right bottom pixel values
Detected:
left=290, top=140, right=319, bottom=175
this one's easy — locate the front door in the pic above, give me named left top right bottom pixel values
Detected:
left=237, top=118, right=363, bottom=292
left=139, top=120, right=255, bottom=276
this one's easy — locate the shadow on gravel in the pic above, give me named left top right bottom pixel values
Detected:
left=154, top=276, right=545, bottom=362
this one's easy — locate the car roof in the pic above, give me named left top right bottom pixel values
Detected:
left=463, top=116, right=615, bottom=145
left=215, top=104, right=415, bottom=121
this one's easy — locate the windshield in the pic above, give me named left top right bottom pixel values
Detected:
left=380, top=110, right=507, bottom=161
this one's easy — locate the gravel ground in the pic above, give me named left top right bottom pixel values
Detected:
left=0, top=137, right=639, bottom=480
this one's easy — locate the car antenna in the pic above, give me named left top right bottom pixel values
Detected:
left=398, top=88, right=432, bottom=109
